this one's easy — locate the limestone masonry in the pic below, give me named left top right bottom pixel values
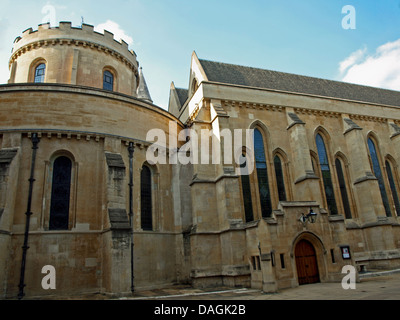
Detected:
left=1, top=22, right=400, bottom=299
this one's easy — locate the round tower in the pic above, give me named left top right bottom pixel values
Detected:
left=0, top=21, right=184, bottom=299
left=8, top=22, right=139, bottom=96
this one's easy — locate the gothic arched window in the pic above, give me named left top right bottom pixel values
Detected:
left=239, top=153, right=254, bottom=222
left=34, top=63, right=46, bottom=83
left=254, top=128, right=272, bottom=218
left=141, top=165, right=153, bottom=230
left=274, top=155, right=287, bottom=202
left=103, top=70, right=114, bottom=91
left=335, top=158, right=352, bottom=219
left=385, top=160, right=400, bottom=216
left=49, top=156, right=72, bottom=230
left=316, top=133, right=338, bottom=215
left=367, top=138, right=391, bottom=217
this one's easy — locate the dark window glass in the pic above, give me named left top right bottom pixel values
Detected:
left=367, top=138, right=391, bottom=217
left=254, top=129, right=272, bottom=217
left=385, top=161, right=400, bottom=216
left=141, top=165, right=153, bottom=230
left=335, top=158, right=352, bottom=219
left=49, top=156, right=72, bottom=230
left=34, top=63, right=46, bottom=83
left=240, top=154, right=254, bottom=222
left=330, top=249, right=336, bottom=263
left=316, top=134, right=338, bottom=215
left=280, top=253, right=285, bottom=269
left=274, top=155, right=287, bottom=201
left=103, top=70, right=114, bottom=91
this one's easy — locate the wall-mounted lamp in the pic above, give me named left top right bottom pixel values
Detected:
left=299, top=208, right=317, bottom=224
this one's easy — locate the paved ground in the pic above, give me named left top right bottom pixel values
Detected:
left=16, top=269, right=400, bottom=301
left=9, top=270, right=397, bottom=320
left=9, top=271, right=397, bottom=319
left=124, top=269, right=400, bottom=300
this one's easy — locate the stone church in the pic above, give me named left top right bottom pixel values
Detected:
left=1, top=21, right=400, bottom=299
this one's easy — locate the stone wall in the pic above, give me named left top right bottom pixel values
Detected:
left=0, top=84, right=185, bottom=298
left=9, top=22, right=139, bottom=96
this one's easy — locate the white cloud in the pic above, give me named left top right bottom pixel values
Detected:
left=94, top=20, right=133, bottom=46
left=338, top=47, right=366, bottom=74
left=339, top=39, right=400, bottom=91
left=0, top=18, right=10, bottom=84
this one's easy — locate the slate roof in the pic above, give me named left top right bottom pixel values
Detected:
left=137, top=67, right=153, bottom=103
left=198, top=59, right=400, bottom=107
left=175, top=87, right=188, bottom=106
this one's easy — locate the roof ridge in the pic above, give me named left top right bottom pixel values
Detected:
left=198, top=58, right=400, bottom=95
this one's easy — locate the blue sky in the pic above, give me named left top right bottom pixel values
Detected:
left=1, top=0, right=400, bottom=110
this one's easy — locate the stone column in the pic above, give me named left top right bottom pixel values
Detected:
left=342, top=116, right=384, bottom=224
left=389, top=122, right=400, bottom=162
left=0, top=133, right=21, bottom=298
left=102, top=149, right=132, bottom=296
left=286, top=109, right=323, bottom=204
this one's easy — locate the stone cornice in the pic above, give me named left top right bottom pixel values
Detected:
left=349, top=114, right=388, bottom=124
left=9, top=37, right=138, bottom=77
left=0, top=129, right=179, bottom=155
left=218, top=99, right=398, bottom=124
left=0, top=83, right=182, bottom=124
left=201, top=80, right=400, bottom=110
left=223, top=99, right=285, bottom=112
left=0, top=129, right=151, bottom=150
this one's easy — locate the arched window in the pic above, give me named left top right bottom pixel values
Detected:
left=254, top=128, right=272, bottom=217
left=141, top=165, right=153, bottom=230
left=367, top=138, right=391, bottom=216
left=385, top=160, right=400, bottom=216
left=316, top=133, right=338, bottom=215
left=335, top=158, right=352, bottom=219
left=239, top=153, right=254, bottom=222
left=310, top=151, right=319, bottom=175
left=191, top=78, right=198, bottom=95
left=34, top=63, right=46, bottom=83
left=103, top=70, right=114, bottom=91
left=49, top=156, right=72, bottom=230
left=274, top=155, right=287, bottom=202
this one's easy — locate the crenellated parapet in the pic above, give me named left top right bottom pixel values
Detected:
left=8, top=22, right=140, bottom=96
left=10, top=22, right=138, bottom=74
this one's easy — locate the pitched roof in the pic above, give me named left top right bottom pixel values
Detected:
left=137, top=67, right=153, bottom=103
left=175, top=87, right=188, bottom=106
left=198, top=59, right=400, bottom=107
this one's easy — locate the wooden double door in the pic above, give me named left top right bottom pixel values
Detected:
left=295, top=240, right=320, bottom=285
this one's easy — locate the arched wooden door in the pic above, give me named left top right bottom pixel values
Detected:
left=295, top=240, right=320, bottom=285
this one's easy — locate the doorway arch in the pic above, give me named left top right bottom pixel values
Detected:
left=295, top=239, right=320, bottom=285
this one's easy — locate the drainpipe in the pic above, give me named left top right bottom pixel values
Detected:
left=18, top=133, right=40, bottom=299
left=128, top=142, right=135, bottom=293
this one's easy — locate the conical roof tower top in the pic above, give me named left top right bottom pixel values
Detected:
left=137, top=67, right=153, bottom=103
